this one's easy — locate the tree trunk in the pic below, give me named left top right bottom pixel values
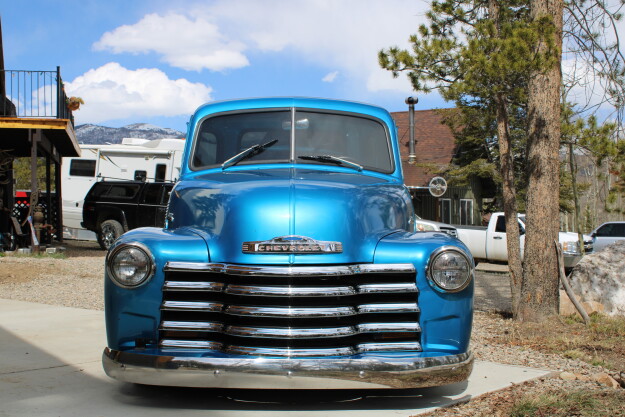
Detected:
left=495, top=93, right=523, bottom=316
left=519, top=0, right=564, bottom=322
left=489, top=0, right=523, bottom=317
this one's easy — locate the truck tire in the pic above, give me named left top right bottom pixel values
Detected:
left=98, top=220, right=124, bottom=250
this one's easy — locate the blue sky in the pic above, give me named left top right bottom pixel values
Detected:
left=2, top=0, right=448, bottom=133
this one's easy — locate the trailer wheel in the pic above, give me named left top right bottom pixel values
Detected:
left=98, top=220, right=124, bottom=250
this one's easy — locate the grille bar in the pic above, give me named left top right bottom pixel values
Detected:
left=163, top=281, right=224, bottom=292
left=160, top=321, right=223, bottom=332
left=162, top=282, right=419, bottom=296
left=225, top=305, right=357, bottom=318
left=224, top=284, right=356, bottom=297
left=164, top=262, right=416, bottom=276
left=162, top=301, right=223, bottom=312
left=224, top=325, right=357, bottom=338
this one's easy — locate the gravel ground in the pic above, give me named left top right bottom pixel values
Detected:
left=1, top=241, right=622, bottom=415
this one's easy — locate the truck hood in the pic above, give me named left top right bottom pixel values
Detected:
left=168, top=168, right=412, bottom=264
left=559, top=232, right=593, bottom=243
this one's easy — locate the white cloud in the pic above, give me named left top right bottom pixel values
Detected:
left=322, top=71, right=339, bottom=83
left=64, top=62, right=213, bottom=124
left=94, top=1, right=422, bottom=92
left=93, top=13, right=249, bottom=72
left=203, top=0, right=421, bottom=92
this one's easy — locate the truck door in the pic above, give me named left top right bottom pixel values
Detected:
left=139, top=184, right=172, bottom=228
left=488, top=215, right=509, bottom=261
left=488, top=215, right=526, bottom=261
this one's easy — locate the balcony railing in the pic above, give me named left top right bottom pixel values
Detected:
left=0, top=66, right=72, bottom=122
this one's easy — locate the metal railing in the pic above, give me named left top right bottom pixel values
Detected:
left=0, top=67, right=72, bottom=121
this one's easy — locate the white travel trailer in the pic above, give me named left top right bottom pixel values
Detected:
left=61, top=138, right=185, bottom=240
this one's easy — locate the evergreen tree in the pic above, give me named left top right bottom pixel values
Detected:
left=380, top=0, right=624, bottom=321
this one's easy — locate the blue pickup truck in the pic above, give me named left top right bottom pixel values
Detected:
left=102, top=97, right=474, bottom=390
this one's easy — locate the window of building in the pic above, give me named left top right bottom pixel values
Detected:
left=459, top=199, right=473, bottom=225
left=440, top=199, right=451, bottom=224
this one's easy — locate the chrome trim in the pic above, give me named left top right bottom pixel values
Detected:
left=224, top=325, right=357, bottom=338
left=160, top=321, right=223, bottom=332
left=106, top=241, right=156, bottom=289
left=103, top=348, right=474, bottom=389
left=161, top=301, right=223, bottom=312
left=425, top=246, right=474, bottom=293
left=357, top=342, right=422, bottom=352
left=242, top=235, right=343, bottom=254
left=357, top=303, right=419, bottom=314
left=357, top=283, right=418, bottom=294
left=224, top=345, right=356, bottom=357
left=224, top=284, right=356, bottom=297
left=164, top=262, right=415, bottom=276
left=225, top=305, right=356, bottom=318
left=159, top=340, right=223, bottom=349
left=357, top=322, right=421, bottom=333
left=163, top=281, right=224, bottom=292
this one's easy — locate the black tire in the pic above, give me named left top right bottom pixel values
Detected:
left=97, top=219, right=124, bottom=250
left=1, top=232, right=16, bottom=252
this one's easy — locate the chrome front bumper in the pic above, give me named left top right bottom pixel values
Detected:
left=563, top=253, right=583, bottom=268
left=102, top=348, right=473, bottom=389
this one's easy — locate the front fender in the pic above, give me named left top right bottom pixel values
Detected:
left=374, top=231, right=474, bottom=354
left=104, top=227, right=210, bottom=350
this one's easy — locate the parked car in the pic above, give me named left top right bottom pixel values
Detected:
left=101, top=97, right=475, bottom=391
left=413, top=214, right=458, bottom=237
left=456, top=212, right=593, bottom=269
left=590, top=221, right=625, bottom=251
left=82, top=181, right=174, bottom=250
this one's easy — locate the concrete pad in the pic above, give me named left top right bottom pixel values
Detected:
left=0, top=299, right=551, bottom=417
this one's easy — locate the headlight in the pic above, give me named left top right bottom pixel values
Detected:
left=415, top=222, right=436, bottom=232
left=562, top=241, right=581, bottom=255
left=427, top=247, right=473, bottom=292
left=106, top=243, right=154, bottom=288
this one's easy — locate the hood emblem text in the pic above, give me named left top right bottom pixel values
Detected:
left=242, top=235, right=343, bottom=254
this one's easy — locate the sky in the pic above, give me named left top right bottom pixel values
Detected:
left=2, top=0, right=443, bottom=133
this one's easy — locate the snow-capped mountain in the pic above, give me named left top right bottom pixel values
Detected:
left=75, top=123, right=185, bottom=144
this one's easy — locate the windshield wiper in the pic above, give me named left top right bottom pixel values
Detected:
left=222, top=139, right=278, bottom=170
left=298, top=155, right=363, bottom=172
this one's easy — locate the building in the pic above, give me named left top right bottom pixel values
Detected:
left=0, top=19, right=80, bottom=250
left=391, top=108, right=486, bottom=226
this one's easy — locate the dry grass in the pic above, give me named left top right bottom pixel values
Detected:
left=488, top=312, right=625, bottom=372
left=508, top=389, right=625, bottom=417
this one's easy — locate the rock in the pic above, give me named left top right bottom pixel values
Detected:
left=560, top=371, right=577, bottom=381
left=592, top=372, right=620, bottom=388
left=559, top=290, right=605, bottom=316
left=568, top=241, right=625, bottom=317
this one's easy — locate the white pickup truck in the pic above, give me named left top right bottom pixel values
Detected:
left=456, top=212, right=593, bottom=269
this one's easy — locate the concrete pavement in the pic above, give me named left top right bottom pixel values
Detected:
left=0, top=299, right=551, bottom=417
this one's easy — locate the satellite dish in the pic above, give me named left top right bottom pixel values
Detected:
left=428, top=176, right=447, bottom=197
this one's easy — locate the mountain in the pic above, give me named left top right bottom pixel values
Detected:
left=75, top=123, right=185, bottom=144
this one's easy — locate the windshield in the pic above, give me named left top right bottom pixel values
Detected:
left=191, top=109, right=393, bottom=173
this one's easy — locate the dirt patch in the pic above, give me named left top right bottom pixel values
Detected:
left=0, top=240, right=105, bottom=285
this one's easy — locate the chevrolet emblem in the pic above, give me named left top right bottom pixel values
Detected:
left=242, top=235, right=343, bottom=254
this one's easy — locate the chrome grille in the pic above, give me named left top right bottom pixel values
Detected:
left=159, top=262, right=421, bottom=357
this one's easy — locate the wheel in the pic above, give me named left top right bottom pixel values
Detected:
left=1, top=232, right=16, bottom=252
left=97, top=220, right=124, bottom=250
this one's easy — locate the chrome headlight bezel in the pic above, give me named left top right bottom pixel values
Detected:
left=106, top=242, right=155, bottom=289
left=426, top=246, right=474, bottom=293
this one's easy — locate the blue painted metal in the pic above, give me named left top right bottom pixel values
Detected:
left=104, top=97, right=474, bottom=384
